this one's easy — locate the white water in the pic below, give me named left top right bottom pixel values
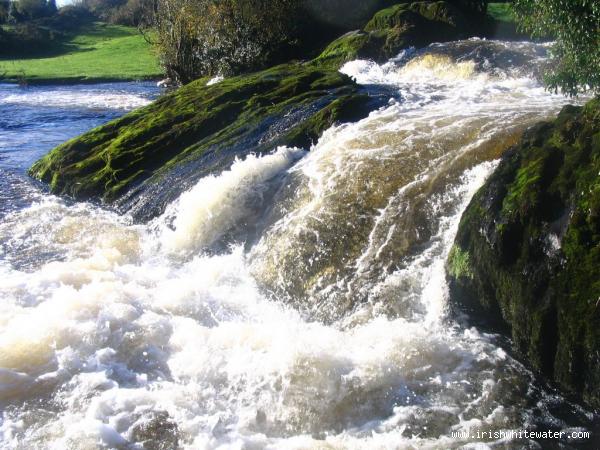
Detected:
left=0, top=41, right=595, bottom=448
left=0, top=83, right=153, bottom=110
left=207, top=76, right=225, bottom=86
left=154, top=147, right=306, bottom=255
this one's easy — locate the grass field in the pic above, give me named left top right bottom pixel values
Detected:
left=0, top=22, right=163, bottom=84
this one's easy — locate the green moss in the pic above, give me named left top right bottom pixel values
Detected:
left=447, top=245, right=474, bottom=279
left=365, top=1, right=465, bottom=31
left=364, top=4, right=412, bottom=32
left=449, top=98, right=600, bottom=408
left=315, top=31, right=374, bottom=67
left=29, top=63, right=370, bottom=203
left=500, top=155, right=544, bottom=218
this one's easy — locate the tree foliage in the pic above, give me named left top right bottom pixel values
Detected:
left=8, top=1, right=23, bottom=22
left=6, top=0, right=60, bottom=21
left=18, top=0, right=48, bottom=19
left=152, top=0, right=303, bottom=84
left=79, top=0, right=154, bottom=26
left=513, top=0, right=600, bottom=96
left=47, top=0, right=56, bottom=15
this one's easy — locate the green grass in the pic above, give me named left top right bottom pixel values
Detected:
left=487, top=2, right=515, bottom=23
left=0, top=22, right=163, bottom=83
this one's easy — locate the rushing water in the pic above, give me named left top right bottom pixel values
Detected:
left=0, top=42, right=598, bottom=449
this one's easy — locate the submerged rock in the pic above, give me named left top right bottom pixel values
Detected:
left=130, top=411, right=179, bottom=450
left=448, top=98, right=600, bottom=408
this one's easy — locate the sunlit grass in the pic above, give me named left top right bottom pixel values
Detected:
left=0, top=22, right=162, bottom=83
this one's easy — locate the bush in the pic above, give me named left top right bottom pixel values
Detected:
left=153, top=0, right=303, bottom=84
left=79, top=0, right=155, bottom=26
left=0, top=22, right=63, bottom=56
left=513, top=0, right=600, bottom=96
left=108, top=0, right=152, bottom=26
left=52, top=4, right=95, bottom=26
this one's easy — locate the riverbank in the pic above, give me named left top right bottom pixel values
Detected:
left=0, top=22, right=162, bottom=84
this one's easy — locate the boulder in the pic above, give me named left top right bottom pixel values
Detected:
left=29, top=63, right=376, bottom=220
left=448, top=99, right=600, bottom=408
left=316, top=1, right=486, bottom=67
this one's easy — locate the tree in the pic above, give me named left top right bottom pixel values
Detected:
left=153, top=0, right=303, bottom=84
left=513, top=0, right=600, bottom=96
left=13, top=0, right=50, bottom=20
left=80, top=0, right=126, bottom=21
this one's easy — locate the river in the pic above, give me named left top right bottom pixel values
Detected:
left=0, top=41, right=598, bottom=449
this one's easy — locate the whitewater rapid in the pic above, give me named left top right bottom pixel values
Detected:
left=0, top=41, right=596, bottom=449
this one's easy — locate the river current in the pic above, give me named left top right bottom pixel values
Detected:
left=0, top=41, right=598, bottom=449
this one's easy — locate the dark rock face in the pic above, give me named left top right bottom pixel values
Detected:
left=448, top=99, right=600, bottom=408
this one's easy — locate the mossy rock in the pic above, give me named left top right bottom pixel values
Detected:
left=315, top=30, right=389, bottom=67
left=448, top=98, right=600, bottom=408
left=303, top=0, right=486, bottom=31
left=29, top=63, right=376, bottom=219
left=365, top=1, right=467, bottom=31
left=316, top=0, right=484, bottom=68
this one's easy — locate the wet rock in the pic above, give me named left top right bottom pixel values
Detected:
left=29, top=63, right=377, bottom=220
left=130, top=411, right=179, bottom=450
left=316, top=0, right=487, bottom=67
left=447, top=98, right=600, bottom=408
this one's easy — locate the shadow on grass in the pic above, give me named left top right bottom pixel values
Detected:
left=0, top=42, right=96, bottom=60
left=0, top=22, right=136, bottom=60
left=76, top=22, right=135, bottom=39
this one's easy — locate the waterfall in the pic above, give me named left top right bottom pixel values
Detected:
left=0, top=40, right=594, bottom=448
